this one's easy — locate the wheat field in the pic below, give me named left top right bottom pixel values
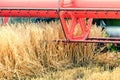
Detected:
left=0, top=21, right=119, bottom=80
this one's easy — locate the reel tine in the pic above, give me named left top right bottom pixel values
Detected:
left=2, top=17, right=9, bottom=25
left=74, top=42, right=79, bottom=45
left=63, top=41, right=68, bottom=45
left=94, top=43, right=98, bottom=46
left=114, top=43, right=117, bottom=47
left=84, top=42, right=87, bottom=46
left=104, top=43, right=107, bottom=46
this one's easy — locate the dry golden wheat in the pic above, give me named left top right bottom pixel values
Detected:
left=0, top=21, right=119, bottom=79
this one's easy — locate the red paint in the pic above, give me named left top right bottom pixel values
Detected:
left=0, top=0, right=120, bottom=42
left=2, top=17, right=9, bottom=25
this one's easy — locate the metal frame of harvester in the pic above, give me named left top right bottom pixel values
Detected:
left=1, top=0, right=120, bottom=44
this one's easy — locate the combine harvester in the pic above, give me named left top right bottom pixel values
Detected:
left=0, top=0, right=120, bottom=44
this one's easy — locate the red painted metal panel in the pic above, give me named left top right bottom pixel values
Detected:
left=0, top=0, right=58, bottom=8
left=0, top=0, right=120, bottom=18
left=1, top=0, right=120, bottom=8
left=75, top=0, right=120, bottom=8
left=1, top=10, right=120, bottom=19
left=0, top=10, right=59, bottom=18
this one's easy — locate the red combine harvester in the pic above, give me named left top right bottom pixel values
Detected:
left=0, top=0, right=120, bottom=44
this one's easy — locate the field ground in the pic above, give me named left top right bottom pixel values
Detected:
left=32, top=66, right=120, bottom=80
left=0, top=21, right=119, bottom=80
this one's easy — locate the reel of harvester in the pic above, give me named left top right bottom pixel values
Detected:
left=1, top=0, right=120, bottom=44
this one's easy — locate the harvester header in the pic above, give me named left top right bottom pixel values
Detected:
left=0, top=0, right=120, bottom=18
left=1, top=0, right=120, bottom=44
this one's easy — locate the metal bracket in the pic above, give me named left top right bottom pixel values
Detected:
left=59, top=11, right=93, bottom=41
left=2, top=17, right=9, bottom=25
